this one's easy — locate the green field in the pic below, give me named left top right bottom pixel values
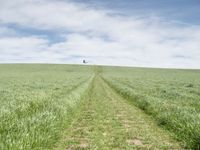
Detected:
left=0, top=64, right=199, bottom=149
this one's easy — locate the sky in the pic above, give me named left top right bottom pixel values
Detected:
left=0, top=0, right=200, bottom=68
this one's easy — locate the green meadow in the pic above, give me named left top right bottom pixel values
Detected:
left=103, top=66, right=200, bottom=149
left=0, top=64, right=199, bottom=149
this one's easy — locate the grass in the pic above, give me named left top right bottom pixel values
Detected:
left=102, top=66, right=200, bottom=149
left=56, top=75, right=182, bottom=149
left=0, top=64, right=93, bottom=149
left=0, top=64, right=199, bottom=149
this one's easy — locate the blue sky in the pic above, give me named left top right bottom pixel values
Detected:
left=74, top=0, right=200, bottom=25
left=0, top=0, right=200, bottom=68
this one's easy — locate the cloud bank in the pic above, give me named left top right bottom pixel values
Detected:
left=0, top=0, right=200, bottom=68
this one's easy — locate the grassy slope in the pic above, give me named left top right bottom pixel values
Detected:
left=0, top=64, right=199, bottom=149
left=102, top=66, right=200, bottom=149
left=0, top=64, right=93, bottom=149
left=56, top=74, right=182, bottom=149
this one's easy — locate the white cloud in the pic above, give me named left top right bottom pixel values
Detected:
left=0, top=0, right=199, bottom=68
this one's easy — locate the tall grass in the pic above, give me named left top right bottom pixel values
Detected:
left=0, top=64, right=93, bottom=149
left=1, top=64, right=199, bottom=149
left=102, top=67, right=200, bottom=149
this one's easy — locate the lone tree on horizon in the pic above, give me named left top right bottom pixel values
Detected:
left=83, top=60, right=88, bottom=64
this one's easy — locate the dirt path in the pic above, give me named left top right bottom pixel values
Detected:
left=55, top=75, right=183, bottom=149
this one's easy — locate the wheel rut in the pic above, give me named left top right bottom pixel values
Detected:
left=55, top=75, right=183, bottom=150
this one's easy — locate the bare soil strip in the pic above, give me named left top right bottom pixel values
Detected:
left=55, top=76, right=183, bottom=149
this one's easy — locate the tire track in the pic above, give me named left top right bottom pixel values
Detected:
left=56, top=75, right=183, bottom=149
